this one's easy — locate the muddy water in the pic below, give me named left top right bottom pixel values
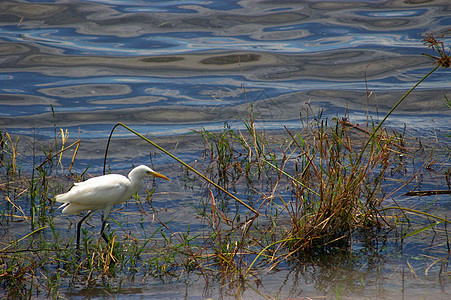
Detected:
left=0, top=0, right=450, bottom=298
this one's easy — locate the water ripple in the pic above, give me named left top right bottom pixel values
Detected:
left=0, top=0, right=449, bottom=138
left=355, top=9, right=428, bottom=18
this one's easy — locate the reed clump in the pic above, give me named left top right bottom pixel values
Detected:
left=281, top=114, right=393, bottom=252
left=195, top=107, right=399, bottom=257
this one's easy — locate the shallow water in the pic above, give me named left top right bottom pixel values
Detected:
left=0, top=0, right=450, bottom=298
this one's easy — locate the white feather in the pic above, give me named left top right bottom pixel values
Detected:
left=55, top=165, right=169, bottom=215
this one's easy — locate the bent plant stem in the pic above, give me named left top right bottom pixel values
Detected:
left=36, top=140, right=80, bottom=171
left=357, top=64, right=440, bottom=163
left=378, top=206, right=450, bottom=224
left=103, top=122, right=259, bottom=216
left=1, top=226, right=47, bottom=252
left=263, top=159, right=319, bottom=197
left=244, top=237, right=298, bottom=279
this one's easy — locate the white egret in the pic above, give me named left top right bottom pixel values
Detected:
left=55, top=165, right=169, bottom=249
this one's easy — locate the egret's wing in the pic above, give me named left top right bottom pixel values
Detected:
left=55, top=174, right=132, bottom=214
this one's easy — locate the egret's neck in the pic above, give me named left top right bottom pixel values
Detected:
left=128, top=170, right=144, bottom=193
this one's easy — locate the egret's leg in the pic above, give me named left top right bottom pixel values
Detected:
left=100, top=219, right=109, bottom=243
left=76, top=210, right=94, bottom=249
left=100, top=206, right=113, bottom=244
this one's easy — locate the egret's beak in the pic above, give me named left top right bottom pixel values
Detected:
left=149, top=171, right=170, bottom=181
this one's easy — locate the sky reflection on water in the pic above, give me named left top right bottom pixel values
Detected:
left=1, top=0, right=450, bottom=139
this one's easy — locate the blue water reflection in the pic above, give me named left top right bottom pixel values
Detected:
left=356, top=9, right=428, bottom=17
left=1, top=23, right=431, bottom=55
left=90, top=0, right=240, bottom=12
left=0, top=0, right=449, bottom=139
